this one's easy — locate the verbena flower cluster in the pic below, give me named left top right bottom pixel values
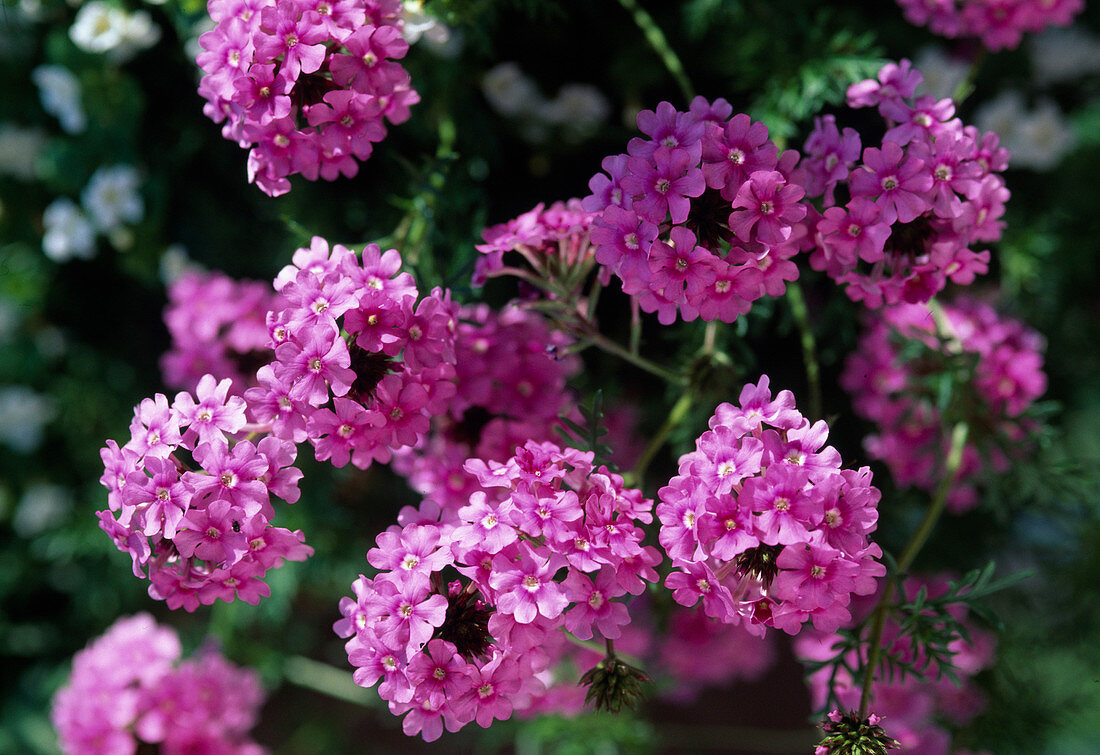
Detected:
left=197, top=0, right=418, bottom=196
left=255, top=236, right=458, bottom=467
left=798, top=575, right=995, bottom=754
left=52, top=614, right=265, bottom=754
left=335, top=440, right=661, bottom=741
left=100, top=236, right=457, bottom=608
left=161, top=268, right=278, bottom=393
left=473, top=198, right=602, bottom=296
left=841, top=297, right=1047, bottom=512
left=805, top=60, right=1009, bottom=308
left=657, top=376, right=886, bottom=635
left=584, top=98, right=810, bottom=324
left=98, top=372, right=312, bottom=610
left=392, top=303, right=577, bottom=511
left=896, top=0, right=1083, bottom=50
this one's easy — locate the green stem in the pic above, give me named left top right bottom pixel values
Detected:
left=563, top=631, right=644, bottom=667
left=786, top=280, right=822, bottom=420
left=897, top=422, right=970, bottom=574
left=927, top=297, right=964, bottom=354
left=702, top=320, right=718, bottom=355
left=857, top=421, right=970, bottom=718
left=616, top=0, right=695, bottom=103
left=282, top=655, right=377, bottom=707
left=629, top=389, right=694, bottom=485
left=629, top=296, right=642, bottom=355
left=951, top=48, right=987, bottom=106
left=583, top=328, right=687, bottom=386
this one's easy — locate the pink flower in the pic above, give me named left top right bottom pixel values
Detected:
left=489, top=545, right=568, bottom=624
left=850, top=142, right=933, bottom=225
left=621, top=145, right=705, bottom=224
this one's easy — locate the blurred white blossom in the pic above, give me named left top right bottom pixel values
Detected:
left=482, top=63, right=543, bottom=119
left=31, top=65, right=86, bottom=134
left=538, top=84, right=611, bottom=143
left=81, top=164, right=143, bottom=232
left=974, top=91, right=1076, bottom=171
left=42, top=198, right=96, bottom=262
left=13, top=483, right=73, bottom=538
left=69, top=1, right=160, bottom=63
left=1030, top=28, right=1100, bottom=84
left=0, top=386, right=56, bottom=453
left=0, top=124, right=46, bottom=180
left=914, top=46, right=971, bottom=101
left=402, top=1, right=450, bottom=46
left=483, top=63, right=610, bottom=146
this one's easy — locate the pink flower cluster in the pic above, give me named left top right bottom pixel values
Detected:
left=841, top=297, right=1046, bottom=512
left=335, top=440, right=661, bottom=741
left=102, top=237, right=457, bottom=607
left=197, top=0, right=418, bottom=196
left=798, top=575, right=996, bottom=754
left=52, top=614, right=265, bottom=754
left=585, top=98, right=811, bottom=324
left=392, top=303, right=577, bottom=511
left=657, top=376, right=886, bottom=635
left=805, top=60, right=1009, bottom=308
left=161, top=269, right=279, bottom=394
left=896, top=0, right=1083, bottom=50
left=98, top=373, right=312, bottom=610
left=252, top=236, right=458, bottom=469
left=473, top=199, right=602, bottom=292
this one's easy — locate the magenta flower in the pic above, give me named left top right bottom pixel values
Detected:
left=489, top=546, right=568, bottom=624
left=701, top=113, right=778, bottom=198
left=816, top=199, right=891, bottom=267
left=125, top=393, right=182, bottom=459
left=186, top=440, right=270, bottom=518
left=255, top=3, right=328, bottom=81
left=371, top=576, right=449, bottom=656
left=621, top=145, right=705, bottom=224
left=277, top=326, right=355, bottom=406
left=174, top=374, right=247, bottom=448
left=849, top=142, right=933, bottom=224
left=174, top=498, right=250, bottom=565
left=368, top=523, right=452, bottom=576
left=452, top=654, right=522, bottom=729
left=729, top=170, right=808, bottom=246
left=628, top=100, right=706, bottom=161
left=562, top=567, right=631, bottom=640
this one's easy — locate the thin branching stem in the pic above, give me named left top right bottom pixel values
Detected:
left=582, top=327, right=687, bottom=386
left=630, top=389, right=694, bottom=485
left=786, top=280, right=822, bottom=420
left=616, top=0, right=695, bottom=103
left=858, top=421, right=970, bottom=717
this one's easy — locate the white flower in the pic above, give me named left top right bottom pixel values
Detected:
left=974, top=91, right=1076, bottom=172
left=0, top=124, right=46, bottom=180
left=538, top=84, right=610, bottom=142
left=0, top=386, right=56, bottom=454
left=913, top=46, right=970, bottom=101
left=1015, top=99, right=1077, bottom=172
left=13, top=483, right=73, bottom=537
left=42, top=198, right=96, bottom=262
left=31, top=65, right=86, bottom=134
left=70, top=1, right=160, bottom=63
left=482, top=63, right=545, bottom=118
left=402, top=1, right=449, bottom=45
left=70, top=2, right=128, bottom=54
left=82, top=164, right=143, bottom=231
left=1030, top=28, right=1100, bottom=85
